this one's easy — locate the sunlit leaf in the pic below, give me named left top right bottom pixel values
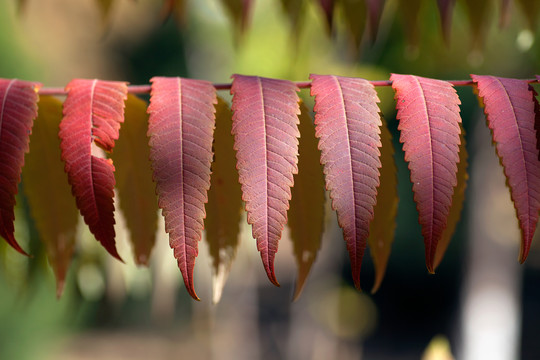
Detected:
left=205, top=98, right=242, bottom=304
left=59, top=79, right=128, bottom=261
left=391, top=74, right=462, bottom=273
left=110, top=95, right=158, bottom=266
left=0, top=79, right=41, bottom=255
left=230, top=74, right=300, bottom=286
left=289, top=101, right=325, bottom=301
left=22, top=96, right=78, bottom=297
left=433, top=125, right=468, bottom=270
left=310, top=74, right=382, bottom=290
left=148, top=77, right=217, bottom=300
left=368, top=116, right=397, bottom=293
left=472, top=75, right=540, bottom=263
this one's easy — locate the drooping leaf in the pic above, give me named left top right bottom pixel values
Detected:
left=0, top=79, right=41, bottom=255
left=289, top=101, right=325, bottom=300
left=148, top=77, right=217, bottom=300
left=398, top=0, right=422, bottom=48
left=462, top=0, right=492, bottom=49
left=310, top=74, right=382, bottom=290
left=220, top=0, right=254, bottom=40
left=160, top=0, right=187, bottom=25
left=533, top=77, right=540, bottom=161
left=436, top=0, right=456, bottom=44
left=472, top=75, right=540, bottom=263
left=230, top=74, right=300, bottom=286
left=205, top=97, right=242, bottom=304
left=22, top=96, right=79, bottom=297
left=94, top=0, right=114, bottom=21
left=516, top=0, right=540, bottom=30
left=318, top=0, right=336, bottom=32
left=500, top=0, right=512, bottom=27
left=391, top=74, right=462, bottom=273
left=110, top=95, right=158, bottom=266
left=59, top=78, right=128, bottom=261
left=433, top=124, right=468, bottom=270
left=279, top=0, right=305, bottom=38
left=368, top=116, right=397, bottom=293
left=341, top=0, right=367, bottom=51
left=366, top=0, right=386, bottom=43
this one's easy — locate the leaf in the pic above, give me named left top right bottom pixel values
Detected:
left=95, top=0, right=114, bottom=21
left=462, top=0, right=492, bottom=49
left=148, top=77, right=217, bottom=300
left=391, top=74, right=462, bottom=273
left=289, top=101, right=325, bottom=301
left=59, top=79, right=128, bottom=261
left=341, top=0, right=367, bottom=51
left=279, top=0, right=305, bottom=37
left=533, top=77, right=540, bottom=162
left=0, top=79, right=41, bottom=255
left=220, top=0, right=254, bottom=39
left=500, top=0, right=512, bottom=27
left=318, top=0, right=336, bottom=33
left=310, top=74, right=382, bottom=290
left=433, top=124, right=468, bottom=270
left=205, top=98, right=242, bottom=304
left=110, top=95, right=158, bottom=266
left=366, top=0, right=386, bottom=43
left=436, top=0, right=456, bottom=44
left=160, top=0, right=187, bottom=25
left=368, top=116, right=397, bottom=293
left=230, top=74, right=300, bottom=286
left=516, top=0, right=540, bottom=30
left=22, top=96, right=79, bottom=297
left=471, top=75, right=540, bottom=263
left=398, top=0, right=422, bottom=48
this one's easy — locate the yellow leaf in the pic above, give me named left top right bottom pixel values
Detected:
left=205, top=97, right=243, bottom=304
left=22, top=96, right=79, bottom=298
left=110, top=95, right=158, bottom=266
left=289, top=101, right=325, bottom=301
left=368, top=116, right=398, bottom=294
left=433, top=126, right=468, bottom=270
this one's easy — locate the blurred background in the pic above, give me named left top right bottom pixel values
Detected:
left=0, top=0, right=539, bottom=359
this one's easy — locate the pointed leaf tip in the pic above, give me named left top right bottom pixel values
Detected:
left=289, top=101, right=325, bottom=301
left=391, top=74, right=462, bottom=273
left=231, top=74, right=300, bottom=287
left=60, top=79, right=127, bottom=262
left=472, top=75, right=540, bottom=263
left=368, top=117, right=398, bottom=294
left=206, top=97, right=243, bottom=303
left=0, top=79, right=42, bottom=255
left=148, top=77, right=217, bottom=300
left=310, top=74, right=383, bottom=290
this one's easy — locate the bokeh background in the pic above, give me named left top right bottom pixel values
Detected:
left=0, top=0, right=539, bottom=359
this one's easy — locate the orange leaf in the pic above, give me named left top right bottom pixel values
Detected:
left=110, top=95, right=158, bottom=266
left=23, top=96, right=79, bottom=297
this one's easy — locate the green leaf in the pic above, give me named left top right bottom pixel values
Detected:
left=289, top=101, right=325, bottom=301
left=368, top=117, right=397, bottom=293
left=110, top=94, right=158, bottom=266
left=22, top=96, right=79, bottom=298
left=205, top=98, right=243, bottom=304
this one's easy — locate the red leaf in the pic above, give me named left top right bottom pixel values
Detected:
left=472, top=75, right=540, bottom=262
left=148, top=77, right=216, bottom=300
left=436, top=0, right=455, bottom=43
left=230, top=74, right=300, bottom=286
left=0, top=79, right=41, bottom=255
left=310, top=74, right=382, bottom=290
left=366, top=0, right=386, bottom=43
left=534, top=76, right=540, bottom=161
left=59, top=79, right=128, bottom=261
left=391, top=74, right=462, bottom=273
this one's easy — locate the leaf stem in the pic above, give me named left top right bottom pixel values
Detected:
left=36, top=78, right=538, bottom=96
